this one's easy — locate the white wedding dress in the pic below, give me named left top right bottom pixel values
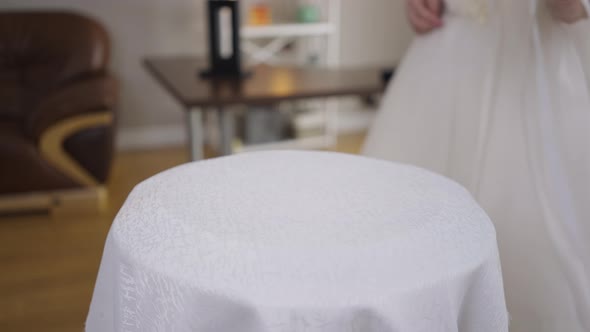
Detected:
left=363, top=0, right=590, bottom=331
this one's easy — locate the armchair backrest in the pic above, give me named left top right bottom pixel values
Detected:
left=0, top=11, right=110, bottom=122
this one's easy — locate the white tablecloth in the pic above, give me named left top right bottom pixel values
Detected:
left=86, top=151, right=508, bottom=332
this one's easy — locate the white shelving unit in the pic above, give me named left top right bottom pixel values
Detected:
left=235, top=0, right=342, bottom=153
left=240, top=0, right=340, bottom=66
left=242, top=22, right=334, bottom=39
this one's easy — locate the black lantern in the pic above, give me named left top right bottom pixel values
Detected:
left=201, top=0, right=249, bottom=79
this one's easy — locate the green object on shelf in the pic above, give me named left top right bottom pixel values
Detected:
left=297, top=5, right=320, bottom=23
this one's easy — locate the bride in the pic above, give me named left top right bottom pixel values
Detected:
left=363, top=0, right=590, bottom=331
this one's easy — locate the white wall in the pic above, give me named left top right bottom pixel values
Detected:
left=1, top=0, right=413, bottom=149
left=340, top=0, right=413, bottom=67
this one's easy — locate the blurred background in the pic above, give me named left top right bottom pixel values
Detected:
left=0, top=1, right=414, bottom=331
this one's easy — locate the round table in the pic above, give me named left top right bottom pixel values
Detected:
left=86, top=151, right=508, bottom=332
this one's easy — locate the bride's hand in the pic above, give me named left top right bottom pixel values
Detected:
left=547, top=0, right=588, bottom=23
left=406, top=0, right=444, bottom=34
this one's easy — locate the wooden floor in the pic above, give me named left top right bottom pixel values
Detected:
left=0, top=133, right=365, bottom=332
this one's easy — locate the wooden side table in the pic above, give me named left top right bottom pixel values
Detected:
left=144, top=56, right=385, bottom=161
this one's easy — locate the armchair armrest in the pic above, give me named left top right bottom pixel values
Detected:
left=26, top=75, right=118, bottom=140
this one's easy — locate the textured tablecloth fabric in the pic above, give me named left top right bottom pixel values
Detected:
left=86, top=151, right=508, bottom=332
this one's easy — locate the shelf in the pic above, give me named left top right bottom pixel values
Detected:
left=241, top=22, right=334, bottom=39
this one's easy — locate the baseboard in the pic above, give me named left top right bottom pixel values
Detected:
left=116, top=124, right=187, bottom=151
left=116, top=110, right=375, bottom=151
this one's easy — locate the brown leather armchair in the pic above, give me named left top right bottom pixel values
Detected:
left=0, top=12, right=117, bottom=212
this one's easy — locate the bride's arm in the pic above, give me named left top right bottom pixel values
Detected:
left=547, top=0, right=588, bottom=23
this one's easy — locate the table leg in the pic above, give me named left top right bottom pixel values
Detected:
left=187, top=108, right=204, bottom=161
left=324, top=99, right=339, bottom=146
left=218, top=107, right=235, bottom=156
